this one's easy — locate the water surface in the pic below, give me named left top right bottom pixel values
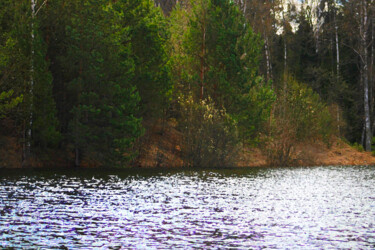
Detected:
left=1, top=166, right=375, bottom=249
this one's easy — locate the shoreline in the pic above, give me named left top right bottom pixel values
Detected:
left=2, top=121, right=375, bottom=169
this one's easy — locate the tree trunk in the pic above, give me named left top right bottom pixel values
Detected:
left=335, top=12, right=339, bottom=78
left=242, top=0, right=246, bottom=16
left=75, top=13, right=84, bottom=167
left=25, top=0, right=37, bottom=161
left=361, top=0, right=372, bottom=151
left=199, top=3, right=206, bottom=100
left=372, top=18, right=374, bottom=99
left=75, top=147, right=80, bottom=167
left=363, top=53, right=372, bottom=151
left=264, top=27, right=272, bottom=81
left=284, top=35, right=287, bottom=90
left=283, top=9, right=287, bottom=82
left=265, top=37, right=271, bottom=81
left=334, top=2, right=340, bottom=135
left=315, top=5, right=322, bottom=54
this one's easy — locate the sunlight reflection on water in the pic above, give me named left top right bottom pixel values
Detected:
left=1, top=166, right=375, bottom=248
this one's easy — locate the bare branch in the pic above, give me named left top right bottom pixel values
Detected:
left=35, top=0, right=47, bottom=16
left=342, top=42, right=365, bottom=63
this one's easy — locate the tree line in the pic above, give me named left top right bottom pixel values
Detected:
left=0, top=0, right=373, bottom=167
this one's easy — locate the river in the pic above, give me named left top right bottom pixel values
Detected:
left=1, top=166, right=375, bottom=249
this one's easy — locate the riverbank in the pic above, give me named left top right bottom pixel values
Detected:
left=1, top=120, right=375, bottom=168
left=135, top=120, right=375, bottom=168
left=236, top=141, right=375, bottom=167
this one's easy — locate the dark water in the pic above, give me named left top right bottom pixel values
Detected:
left=1, top=166, right=375, bottom=249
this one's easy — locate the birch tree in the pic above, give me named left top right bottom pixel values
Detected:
left=17, top=0, right=60, bottom=162
left=236, top=0, right=281, bottom=82
left=342, top=0, right=373, bottom=150
left=360, top=0, right=372, bottom=151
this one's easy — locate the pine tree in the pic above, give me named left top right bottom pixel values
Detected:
left=171, top=0, right=275, bottom=145
left=112, top=0, right=172, bottom=120
left=53, top=0, right=143, bottom=166
left=0, top=1, right=23, bottom=119
left=0, top=0, right=60, bottom=161
left=30, top=21, right=60, bottom=150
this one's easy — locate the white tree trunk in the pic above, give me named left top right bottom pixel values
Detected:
left=27, top=0, right=36, bottom=158
left=334, top=2, right=340, bottom=135
left=199, top=0, right=206, bottom=100
left=315, top=5, right=322, bottom=54
left=284, top=38, right=287, bottom=72
left=240, top=0, right=246, bottom=15
left=264, top=36, right=272, bottom=81
left=371, top=18, right=374, bottom=132
left=335, top=8, right=339, bottom=77
left=361, top=0, right=372, bottom=151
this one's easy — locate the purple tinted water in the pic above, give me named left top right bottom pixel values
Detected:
left=0, top=166, right=375, bottom=249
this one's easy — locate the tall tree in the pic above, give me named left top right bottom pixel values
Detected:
left=184, top=0, right=263, bottom=106
left=1, top=0, right=59, bottom=162
left=170, top=0, right=274, bottom=144
left=114, top=0, right=172, bottom=120
left=236, top=0, right=282, bottom=82
left=48, top=0, right=142, bottom=166
left=341, top=0, right=373, bottom=151
left=29, top=20, right=60, bottom=151
left=0, top=1, right=24, bottom=120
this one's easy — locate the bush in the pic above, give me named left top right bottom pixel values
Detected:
left=352, top=142, right=364, bottom=152
left=262, top=116, right=296, bottom=166
left=234, top=78, right=275, bottom=146
left=178, top=94, right=239, bottom=167
left=263, top=76, right=336, bottom=166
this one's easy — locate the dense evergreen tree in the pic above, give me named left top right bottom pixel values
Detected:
left=59, top=0, right=142, bottom=166
left=112, top=0, right=172, bottom=120
left=29, top=21, right=60, bottom=150
left=170, top=0, right=275, bottom=146
left=1, top=0, right=373, bottom=167
left=0, top=0, right=59, bottom=160
left=0, top=1, right=24, bottom=119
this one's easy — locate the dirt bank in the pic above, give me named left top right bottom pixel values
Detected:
left=136, top=120, right=375, bottom=167
left=2, top=119, right=375, bottom=168
left=236, top=140, right=375, bottom=167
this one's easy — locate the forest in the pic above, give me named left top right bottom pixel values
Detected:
left=0, top=0, right=374, bottom=168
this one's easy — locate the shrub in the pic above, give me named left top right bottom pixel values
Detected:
left=263, top=76, right=336, bottom=166
left=234, top=79, right=276, bottom=146
left=178, top=94, right=239, bottom=167
left=352, top=142, right=364, bottom=152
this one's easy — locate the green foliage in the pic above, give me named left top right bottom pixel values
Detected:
left=264, top=76, right=336, bottom=166
left=352, top=142, right=364, bottom=152
left=234, top=77, right=275, bottom=145
left=168, top=4, right=191, bottom=96
left=170, top=0, right=271, bottom=148
left=62, top=0, right=143, bottom=166
left=182, top=0, right=263, bottom=107
left=0, top=0, right=60, bottom=151
left=112, top=0, right=172, bottom=119
left=0, top=1, right=28, bottom=123
left=0, top=90, right=23, bottom=118
left=1, top=0, right=365, bottom=168
left=178, top=94, right=239, bottom=167
left=280, top=76, right=335, bottom=142
left=31, top=23, right=61, bottom=149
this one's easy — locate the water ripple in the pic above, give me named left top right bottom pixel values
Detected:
left=0, top=166, right=375, bottom=248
